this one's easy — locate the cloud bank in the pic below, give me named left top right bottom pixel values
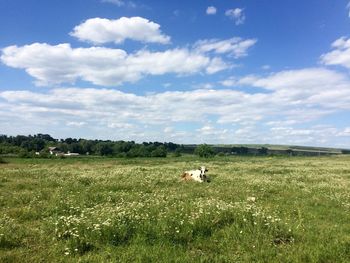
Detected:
left=1, top=35, right=257, bottom=86
left=1, top=67, right=349, bottom=145
left=1, top=43, right=230, bottom=86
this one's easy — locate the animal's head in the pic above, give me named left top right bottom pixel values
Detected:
left=199, top=166, right=209, bottom=182
left=199, top=166, right=208, bottom=174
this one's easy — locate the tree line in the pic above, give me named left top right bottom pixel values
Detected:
left=0, top=134, right=183, bottom=158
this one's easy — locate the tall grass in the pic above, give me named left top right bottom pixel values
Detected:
left=0, top=156, right=349, bottom=262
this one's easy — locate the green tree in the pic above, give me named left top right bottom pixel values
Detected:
left=194, top=144, right=215, bottom=158
left=94, top=142, right=113, bottom=156
left=151, top=146, right=167, bottom=157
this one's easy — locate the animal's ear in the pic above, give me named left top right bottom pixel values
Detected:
left=205, top=169, right=208, bottom=172
left=198, top=167, right=202, bottom=170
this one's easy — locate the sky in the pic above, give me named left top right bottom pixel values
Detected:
left=0, top=0, right=350, bottom=147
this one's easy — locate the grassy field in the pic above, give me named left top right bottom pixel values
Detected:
left=0, top=156, right=349, bottom=262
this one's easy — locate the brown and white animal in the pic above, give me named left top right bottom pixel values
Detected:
left=181, top=166, right=209, bottom=183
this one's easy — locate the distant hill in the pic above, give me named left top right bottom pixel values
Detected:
left=182, top=144, right=350, bottom=156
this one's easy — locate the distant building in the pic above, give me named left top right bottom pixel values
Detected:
left=48, top=147, right=60, bottom=155
left=48, top=147, right=79, bottom=157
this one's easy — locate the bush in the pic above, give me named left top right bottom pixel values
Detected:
left=194, top=144, right=215, bottom=158
left=0, top=157, right=6, bottom=164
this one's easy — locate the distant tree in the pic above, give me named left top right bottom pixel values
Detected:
left=68, top=142, right=83, bottom=154
left=94, top=142, right=113, bottom=156
left=258, top=147, right=268, bottom=155
left=151, top=146, right=167, bottom=157
left=286, top=149, right=293, bottom=156
left=126, top=145, right=141, bottom=158
left=80, top=139, right=94, bottom=154
left=58, top=143, right=69, bottom=153
left=173, top=148, right=182, bottom=157
left=194, top=144, right=215, bottom=158
left=32, top=138, right=46, bottom=151
left=63, top=138, right=76, bottom=144
left=35, top=134, right=56, bottom=142
left=232, top=146, right=249, bottom=155
left=165, top=142, right=178, bottom=152
left=0, top=133, right=181, bottom=158
left=138, top=145, right=151, bottom=157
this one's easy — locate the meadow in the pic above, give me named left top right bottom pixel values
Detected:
left=0, top=155, right=349, bottom=262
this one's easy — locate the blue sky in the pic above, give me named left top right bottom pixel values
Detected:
left=1, top=0, right=350, bottom=147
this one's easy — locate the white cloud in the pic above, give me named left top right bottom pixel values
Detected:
left=163, top=127, right=174, bottom=133
left=1, top=66, right=350, bottom=145
left=238, top=68, right=348, bottom=91
left=220, top=77, right=237, bottom=87
left=197, top=125, right=228, bottom=137
left=66, top=121, right=86, bottom=127
left=219, top=67, right=350, bottom=123
left=206, top=6, right=217, bottom=15
left=101, top=0, right=125, bottom=6
left=70, top=17, right=170, bottom=45
left=225, top=8, right=245, bottom=25
left=261, top=65, right=271, bottom=70
left=101, top=0, right=137, bottom=8
left=1, top=43, right=227, bottom=86
left=107, top=122, right=134, bottom=129
left=340, top=127, right=350, bottom=136
left=321, top=37, right=350, bottom=69
left=194, top=37, right=257, bottom=58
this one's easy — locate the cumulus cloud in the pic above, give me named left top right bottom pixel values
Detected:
left=70, top=17, right=170, bottom=45
left=225, top=8, right=245, bottom=25
left=194, top=37, right=257, bottom=58
left=1, top=43, right=227, bottom=86
left=321, top=37, right=350, bottom=69
left=206, top=6, right=217, bottom=15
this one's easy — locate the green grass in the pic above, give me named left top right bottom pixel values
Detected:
left=0, top=156, right=349, bottom=262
